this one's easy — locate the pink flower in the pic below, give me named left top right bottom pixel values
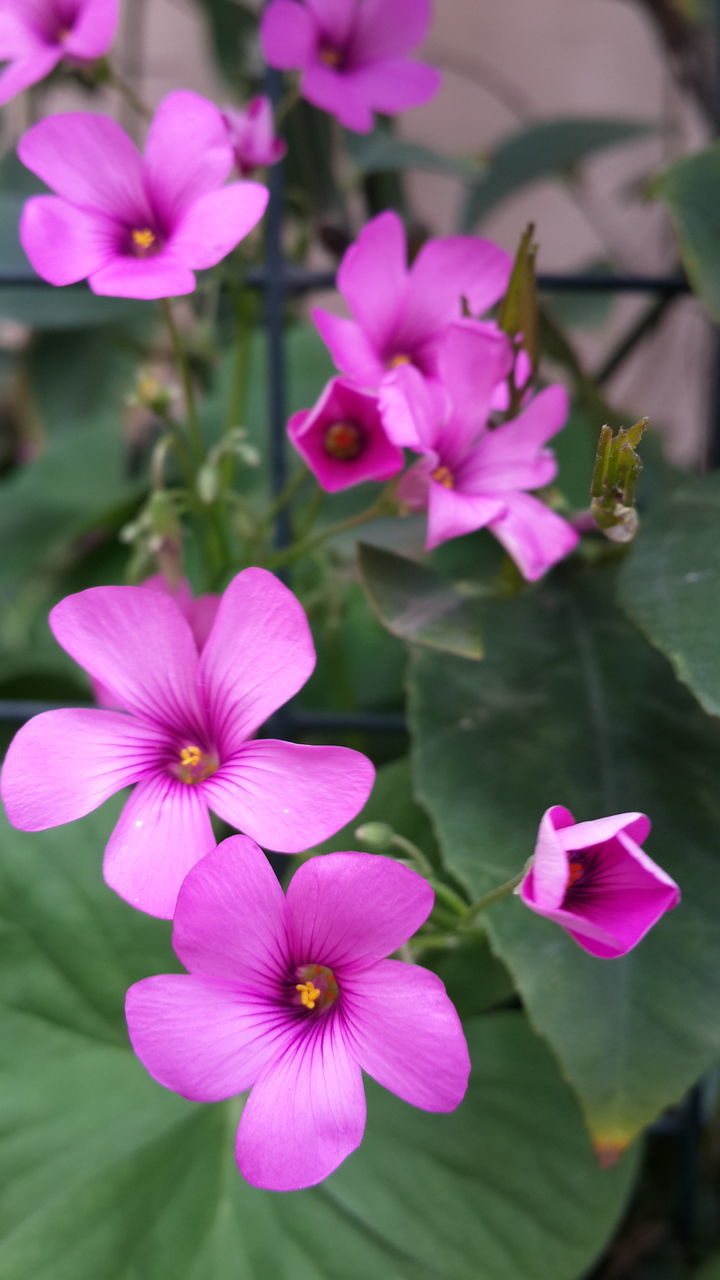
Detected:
left=17, top=91, right=269, bottom=300
left=222, top=97, right=287, bottom=176
left=288, top=376, right=403, bottom=491
left=260, top=0, right=441, bottom=134
left=312, top=212, right=512, bottom=391
left=0, top=568, right=375, bottom=918
left=126, top=834, right=470, bottom=1190
left=380, top=321, right=579, bottom=579
left=0, top=0, right=119, bottom=106
left=518, top=806, right=680, bottom=958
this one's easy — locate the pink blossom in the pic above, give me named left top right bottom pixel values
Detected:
left=0, top=0, right=119, bottom=106
left=312, top=212, right=511, bottom=392
left=222, top=97, right=287, bottom=176
left=0, top=568, right=375, bottom=919
left=380, top=321, right=579, bottom=579
left=518, top=806, right=680, bottom=958
left=288, top=376, right=403, bottom=491
left=126, top=834, right=470, bottom=1190
left=17, top=91, right=269, bottom=300
left=260, top=0, right=440, bottom=134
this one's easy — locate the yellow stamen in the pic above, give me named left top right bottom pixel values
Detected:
left=176, top=744, right=218, bottom=785
left=388, top=353, right=412, bottom=370
left=180, top=746, right=203, bottom=769
left=319, top=47, right=341, bottom=66
left=296, top=980, right=322, bottom=1010
left=132, top=228, right=157, bottom=252
left=432, top=465, right=454, bottom=489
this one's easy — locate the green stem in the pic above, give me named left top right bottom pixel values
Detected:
left=275, top=86, right=300, bottom=128
left=268, top=496, right=388, bottom=569
left=226, top=284, right=256, bottom=432
left=264, top=467, right=310, bottom=527
left=390, top=834, right=435, bottom=879
left=161, top=298, right=203, bottom=464
left=109, top=66, right=152, bottom=121
left=461, top=870, right=525, bottom=928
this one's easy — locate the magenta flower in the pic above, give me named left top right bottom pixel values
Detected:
left=312, top=212, right=511, bottom=391
left=0, top=0, right=119, bottom=106
left=17, top=91, right=269, bottom=300
left=0, top=568, right=375, bottom=918
left=288, top=376, right=404, bottom=491
left=380, top=321, right=579, bottom=578
left=222, top=97, right=287, bottom=176
left=126, top=834, right=470, bottom=1190
left=260, top=0, right=440, bottom=134
left=518, top=806, right=680, bottom=958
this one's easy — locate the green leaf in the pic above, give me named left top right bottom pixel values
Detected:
left=346, top=126, right=480, bottom=180
left=0, top=802, right=635, bottom=1278
left=408, top=567, right=720, bottom=1150
left=310, top=756, right=442, bottom=866
left=462, top=117, right=656, bottom=231
left=358, top=543, right=484, bottom=660
left=619, top=472, right=720, bottom=718
left=192, top=0, right=257, bottom=85
left=698, top=1256, right=720, bottom=1280
left=656, top=142, right=720, bottom=322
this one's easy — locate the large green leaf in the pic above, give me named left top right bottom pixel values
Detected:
left=346, top=127, right=479, bottom=180
left=656, top=142, right=720, bottom=322
left=358, top=543, right=485, bottom=660
left=409, top=567, right=720, bottom=1150
left=619, top=472, right=720, bottom=718
left=0, top=801, right=635, bottom=1278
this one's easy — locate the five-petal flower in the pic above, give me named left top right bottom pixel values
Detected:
left=222, top=96, right=287, bottom=176
left=287, top=375, right=404, bottom=490
left=0, top=0, right=119, bottom=106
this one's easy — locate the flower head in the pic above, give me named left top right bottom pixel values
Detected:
left=0, top=568, right=375, bottom=918
left=260, top=0, right=441, bottom=134
left=222, top=97, right=287, bottom=176
left=0, top=0, right=119, bottom=106
left=518, top=806, right=680, bottom=958
left=126, top=835, right=470, bottom=1190
left=312, top=211, right=511, bottom=392
left=288, top=376, right=403, bottom=491
left=18, top=90, right=269, bottom=299
left=380, top=320, right=579, bottom=579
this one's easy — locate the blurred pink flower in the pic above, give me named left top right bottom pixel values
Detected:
left=18, top=91, right=269, bottom=300
left=126, top=834, right=470, bottom=1190
left=518, top=806, right=680, bottom=958
left=0, top=568, right=374, bottom=918
left=0, top=0, right=119, bottom=105
left=312, top=212, right=511, bottom=391
left=380, top=321, right=579, bottom=579
left=260, top=0, right=441, bottom=134
left=288, top=376, right=403, bottom=491
left=222, top=96, right=286, bottom=176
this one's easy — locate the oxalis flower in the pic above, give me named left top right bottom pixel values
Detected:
left=222, top=97, right=287, bottom=176
left=518, top=806, right=680, bottom=958
left=0, top=0, right=119, bottom=106
left=287, top=375, right=404, bottom=491
left=260, top=0, right=440, bottom=134
left=126, top=835, right=470, bottom=1191
left=380, top=320, right=579, bottom=579
left=312, top=211, right=511, bottom=393
left=18, top=90, right=269, bottom=299
left=0, top=568, right=375, bottom=918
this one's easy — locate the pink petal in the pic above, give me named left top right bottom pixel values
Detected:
left=0, top=47, right=60, bottom=105
left=287, top=377, right=404, bottom=492
left=348, top=0, right=432, bottom=62
left=311, top=309, right=386, bottom=386
left=64, top=0, right=119, bottom=58
left=501, top=384, right=570, bottom=450
left=426, top=482, right=505, bottom=551
left=142, top=91, right=234, bottom=226
left=305, top=0, right=355, bottom=45
left=0, top=708, right=166, bottom=832
left=198, top=567, right=315, bottom=754
left=187, top=594, right=220, bottom=651
left=126, top=974, right=291, bottom=1100
left=20, top=196, right=116, bottom=286
left=203, top=740, right=375, bottom=853
left=286, top=851, right=433, bottom=972
left=169, top=182, right=268, bottom=270
left=561, top=812, right=651, bottom=852
left=379, top=363, right=443, bottom=450
left=337, top=211, right=407, bottom=349
left=237, top=1015, right=366, bottom=1190
left=396, top=457, right=433, bottom=509
left=18, top=113, right=149, bottom=224
left=347, top=59, right=441, bottom=116
left=260, top=0, right=317, bottom=70
left=489, top=493, right=579, bottom=581
left=172, top=835, right=290, bottom=983
left=519, top=804, right=577, bottom=912
left=437, top=320, right=514, bottom=448
left=398, top=237, right=512, bottom=352
left=49, top=586, right=203, bottom=738
left=103, top=772, right=216, bottom=918
left=301, top=64, right=374, bottom=132
left=342, top=959, right=470, bottom=1110
left=89, top=252, right=196, bottom=300
left=0, top=11, right=39, bottom=58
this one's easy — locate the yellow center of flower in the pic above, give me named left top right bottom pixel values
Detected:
left=296, top=980, right=322, bottom=1010
left=131, top=228, right=157, bottom=256
left=175, top=744, right=218, bottom=785
left=432, top=465, right=454, bottom=488
left=567, top=859, right=584, bottom=888
left=293, top=964, right=339, bottom=1013
left=324, top=420, right=364, bottom=461
left=319, top=47, right=341, bottom=66
left=387, top=353, right=412, bottom=370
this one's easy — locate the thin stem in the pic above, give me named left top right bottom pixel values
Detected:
left=461, top=870, right=525, bottom=928
left=390, top=833, right=435, bottom=879
left=226, top=284, right=256, bottom=432
left=109, top=66, right=152, bottom=121
left=268, top=495, right=389, bottom=569
left=161, top=299, right=203, bottom=463
left=275, top=86, right=300, bottom=128
left=264, top=466, right=309, bottom=527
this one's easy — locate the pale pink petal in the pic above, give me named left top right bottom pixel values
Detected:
left=342, top=960, right=470, bottom=1110
left=0, top=708, right=166, bottom=832
left=126, top=975, right=291, bottom=1100
left=203, top=741, right=375, bottom=853
left=103, top=773, right=216, bottom=918
left=260, top=0, right=317, bottom=70
left=20, top=196, right=116, bottom=286
left=0, top=11, right=39, bottom=57
left=0, top=47, right=60, bottom=105
left=311, top=309, right=386, bottom=386
left=18, top=113, right=149, bottom=223
left=398, top=237, right=512, bottom=351
left=489, top=493, right=579, bottom=581
left=89, top=253, right=196, bottom=300
left=305, top=0, right=355, bottom=44
left=561, top=812, right=651, bottom=853
left=287, top=851, right=432, bottom=972
left=337, top=211, right=407, bottom=348
left=198, top=567, right=315, bottom=754
left=500, top=384, right=570, bottom=451
left=142, top=91, right=233, bottom=225
left=437, top=320, right=513, bottom=446
left=396, top=457, right=433, bottom=510
left=462, top=384, right=569, bottom=491
left=237, top=1015, right=366, bottom=1191
left=169, top=182, right=268, bottom=270
left=347, top=59, right=441, bottom=115
left=64, top=0, right=119, bottom=57
left=520, top=804, right=576, bottom=911
left=172, top=835, right=290, bottom=983
left=426, top=482, right=505, bottom=551
left=348, top=0, right=432, bottom=62
left=187, top=594, right=220, bottom=650
left=301, top=63, right=374, bottom=132
left=49, top=586, right=203, bottom=737
left=379, top=361, right=444, bottom=450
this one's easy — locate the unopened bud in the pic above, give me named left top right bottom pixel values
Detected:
left=355, top=822, right=395, bottom=851
left=590, top=418, right=648, bottom=544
